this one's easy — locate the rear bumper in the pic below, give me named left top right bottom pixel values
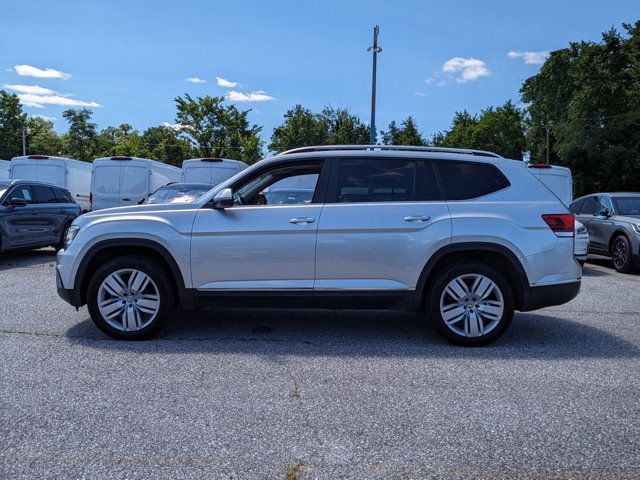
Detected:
left=521, top=280, right=581, bottom=312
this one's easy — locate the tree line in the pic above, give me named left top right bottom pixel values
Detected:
left=0, top=21, right=637, bottom=196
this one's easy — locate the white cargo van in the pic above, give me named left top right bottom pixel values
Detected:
left=182, top=158, right=248, bottom=185
left=91, top=156, right=182, bottom=210
left=527, top=163, right=573, bottom=207
left=0, top=160, right=9, bottom=179
left=10, top=155, right=92, bottom=211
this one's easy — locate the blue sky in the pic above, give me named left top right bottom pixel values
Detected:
left=1, top=0, right=637, bottom=147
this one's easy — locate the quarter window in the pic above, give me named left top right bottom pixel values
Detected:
left=436, top=161, right=510, bottom=200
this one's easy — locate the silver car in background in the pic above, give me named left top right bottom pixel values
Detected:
left=570, top=192, right=640, bottom=273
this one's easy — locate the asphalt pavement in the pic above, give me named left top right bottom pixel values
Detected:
left=1, top=249, right=639, bottom=479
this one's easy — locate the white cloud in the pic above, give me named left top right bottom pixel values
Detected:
left=4, top=84, right=58, bottom=95
left=425, top=77, right=436, bottom=85
left=14, top=64, right=71, bottom=79
left=414, top=92, right=425, bottom=97
left=17, top=93, right=101, bottom=109
left=216, top=76, right=239, bottom=88
left=437, top=80, right=447, bottom=87
left=185, top=77, right=206, bottom=83
left=30, top=114, right=55, bottom=121
left=442, top=57, right=489, bottom=82
left=507, top=50, right=550, bottom=65
left=162, top=122, right=184, bottom=131
left=226, top=90, right=275, bottom=102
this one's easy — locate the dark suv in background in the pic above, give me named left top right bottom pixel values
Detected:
left=570, top=192, right=640, bottom=273
left=0, top=180, right=80, bottom=253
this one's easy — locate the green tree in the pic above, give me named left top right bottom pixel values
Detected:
left=174, top=94, right=263, bottom=163
left=381, top=117, right=427, bottom=146
left=26, top=116, right=62, bottom=155
left=521, top=21, right=640, bottom=195
left=320, top=107, right=370, bottom=145
left=433, top=101, right=526, bottom=159
left=142, top=126, right=194, bottom=167
left=269, top=105, right=328, bottom=153
left=61, top=109, right=98, bottom=161
left=0, top=89, right=26, bottom=159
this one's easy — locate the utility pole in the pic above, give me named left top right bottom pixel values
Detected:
left=22, top=127, right=27, bottom=156
left=368, top=25, right=381, bottom=145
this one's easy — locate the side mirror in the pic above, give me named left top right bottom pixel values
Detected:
left=212, top=188, right=234, bottom=209
left=9, top=198, right=27, bottom=207
left=598, top=208, right=611, bottom=217
left=138, top=198, right=146, bottom=205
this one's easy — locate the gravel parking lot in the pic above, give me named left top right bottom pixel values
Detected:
left=0, top=249, right=638, bottom=479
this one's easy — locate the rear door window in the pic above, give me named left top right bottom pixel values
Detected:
left=32, top=185, right=58, bottom=204
left=94, top=166, right=120, bottom=194
left=569, top=198, right=584, bottom=214
left=120, top=166, right=148, bottom=195
left=579, top=196, right=598, bottom=214
left=436, top=161, right=510, bottom=200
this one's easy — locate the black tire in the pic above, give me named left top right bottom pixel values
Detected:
left=427, top=261, right=514, bottom=346
left=86, top=255, right=174, bottom=340
left=611, top=235, right=635, bottom=273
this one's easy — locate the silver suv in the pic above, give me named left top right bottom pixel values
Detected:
left=56, top=146, right=582, bottom=346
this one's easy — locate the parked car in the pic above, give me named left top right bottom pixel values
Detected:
left=574, top=220, right=589, bottom=266
left=9, top=155, right=92, bottom=212
left=182, top=158, right=248, bottom=185
left=0, top=180, right=80, bottom=252
left=0, top=159, right=9, bottom=180
left=526, top=163, right=573, bottom=207
left=570, top=192, right=640, bottom=273
left=142, top=183, right=212, bottom=205
left=91, top=157, right=182, bottom=210
left=57, top=145, right=581, bottom=346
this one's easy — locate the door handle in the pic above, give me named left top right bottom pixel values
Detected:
left=289, top=217, right=316, bottom=225
left=122, top=198, right=131, bottom=202
left=404, top=215, right=431, bottom=223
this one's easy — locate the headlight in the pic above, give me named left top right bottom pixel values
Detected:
left=64, top=225, right=81, bottom=249
left=633, top=223, right=640, bottom=234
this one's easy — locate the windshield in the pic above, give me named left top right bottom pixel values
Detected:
left=145, top=184, right=211, bottom=204
left=615, top=197, right=640, bottom=216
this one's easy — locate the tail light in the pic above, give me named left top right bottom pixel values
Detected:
left=542, top=214, right=574, bottom=237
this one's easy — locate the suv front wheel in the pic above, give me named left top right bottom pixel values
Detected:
left=427, top=262, right=514, bottom=346
left=87, top=256, right=174, bottom=339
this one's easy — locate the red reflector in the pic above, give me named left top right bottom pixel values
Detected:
left=111, top=156, right=132, bottom=160
left=542, top=214, right=574, bottom=235
left=28, top=155, right=49, bottom=159
left=528, top=163, right=552, bottom=168
left=201, top=157, right=222, bottom=162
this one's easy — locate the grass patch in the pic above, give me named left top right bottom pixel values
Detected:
left=284, top=462, right=312, bottom=480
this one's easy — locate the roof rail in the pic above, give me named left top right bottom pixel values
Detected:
left=277, top=145, right=503, bottom=158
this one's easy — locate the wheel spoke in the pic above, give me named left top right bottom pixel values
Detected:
left=465, top=310, right=484, bottom=337
left=473, top=276, right=494, bottom=300
left=122, top=305, right=140, bottom=331
left=99, top=298, right=124, bottom=318
left=442, top=305, right=466, bottom=324
left=136, top=294, right=160, bottom=314
left=103, top=273, right=127, bottom=297
left=477, top=303, right=503, bottom=319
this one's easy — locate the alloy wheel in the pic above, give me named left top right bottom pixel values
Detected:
left=439, top=274, right=504, bottom=337
left=97, top=269, right=160, bottom=332
left=613, top=239, right=627, bottom=270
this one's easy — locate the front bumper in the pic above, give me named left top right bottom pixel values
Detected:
left=56, top=266, right=81, bottom=308
left=521, top=280, right=581, bottom=311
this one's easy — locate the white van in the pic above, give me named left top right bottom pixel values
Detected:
left=0, top=160, right=9, bottom=179
left=182, top=158, right=248, bottom=185
left=10, top=155, right=92, bottom=211
left=91, top=156, right=182, bottom=210
left=527, top=163, right=573, bottom=207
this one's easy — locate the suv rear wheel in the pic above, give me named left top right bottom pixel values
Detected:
left=427, top=262, right=514, bottom=346
left=86, top=256, right=174, bottom=339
